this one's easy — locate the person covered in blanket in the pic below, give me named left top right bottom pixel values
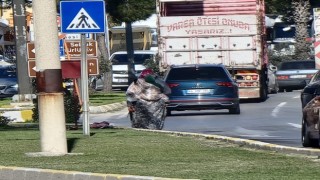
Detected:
left=126, top=68, right=171, bottom=130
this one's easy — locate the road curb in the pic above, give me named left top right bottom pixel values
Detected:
left=134, top=129, right=320, bottom=156
left=0, top=166, right=198, bottom=180
left=0, top=102, right=127, bottom=122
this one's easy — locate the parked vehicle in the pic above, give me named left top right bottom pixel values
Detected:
left=0, top=64, right=18, bottom=98
left=275, top=60, right=317, bottom=92
left=163, top=64, right=240, bottom=115
left=301, top=94, right=320, bottom=147
left=268, top=64, right=279, bottom=94
left=110, top=50, right=157, bottom=90
left=300, top=69, right=320, bottom=108
left=156, top=0, right=269, bottom=102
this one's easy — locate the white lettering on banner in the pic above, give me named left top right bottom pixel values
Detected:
left=65, top=41, right=97, bottom=57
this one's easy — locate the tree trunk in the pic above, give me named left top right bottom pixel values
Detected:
left=125, top=22, right=136, bottom=85
left=96, top=33, right=112, bottom=92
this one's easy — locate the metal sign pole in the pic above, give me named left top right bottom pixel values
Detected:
left=81, top=33, right=90, bottom=136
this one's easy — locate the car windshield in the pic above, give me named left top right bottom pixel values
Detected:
left=0, top=66, right=16, bottom=78
left=111, top=54, right=154, bottom=64
left=166, top=67, right=228, bottom=80
left=279, top=61, right=315, bottom=70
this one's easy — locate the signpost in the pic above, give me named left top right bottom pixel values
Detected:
left=64, top=40, right=97, bottom=58
left=27, top=42, right=36, bottom=59
left=28, top=58, right=99, bottom=78
left=60, top=0, right=105, bottom=136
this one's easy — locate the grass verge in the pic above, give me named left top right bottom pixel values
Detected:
left=0, top=127, right=320, bottom=179
left=0, top=97, right=14, bottom=108
left=0, top=92, right=126, bottom=108
left=89, top=91, right=126, bottom=106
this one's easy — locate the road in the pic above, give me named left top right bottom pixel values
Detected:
left=83, top=90, right=305, bottom=148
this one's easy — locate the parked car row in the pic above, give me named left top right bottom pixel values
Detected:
left=0, top=62, right=18, bottom=98
left=300, top=69, right=320, bottom=147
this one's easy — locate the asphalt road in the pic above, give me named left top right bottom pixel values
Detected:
left=83, top=90, right=305, bottom=148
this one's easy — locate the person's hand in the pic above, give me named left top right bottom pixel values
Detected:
left=128, top=106, right=135, bottom=112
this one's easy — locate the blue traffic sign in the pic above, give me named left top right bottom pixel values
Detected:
left=60, top=0, right=106, bottom=33
left=59, top=39, right=64, bottom=58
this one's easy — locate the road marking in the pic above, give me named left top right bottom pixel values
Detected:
left=235, top=127, right=278, bottom=137
left=293, top=95, right=300, bottom=99
left=288, top=123, right=301, bottom=129
left=271, top=102, right=287, bottom=117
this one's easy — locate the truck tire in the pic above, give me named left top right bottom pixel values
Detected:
left=229, top=104, right=240, bottom=114
left=259, top=85, right=268, bottom=102
left=166, top=109, right=172, bottom=116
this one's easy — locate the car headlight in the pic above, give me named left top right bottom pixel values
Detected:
left=9, top=84, right=18, bottom=88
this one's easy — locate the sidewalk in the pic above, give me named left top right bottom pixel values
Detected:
left=0, top=101, right=128, bottom=122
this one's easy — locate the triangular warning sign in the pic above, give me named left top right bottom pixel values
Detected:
left=67, top=8, right=100, bottom=30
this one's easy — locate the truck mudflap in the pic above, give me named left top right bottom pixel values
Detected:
left=239, top=88, right=260, bottom=99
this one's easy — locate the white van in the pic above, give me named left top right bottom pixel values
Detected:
left=110, top=50, right=157, bottom=90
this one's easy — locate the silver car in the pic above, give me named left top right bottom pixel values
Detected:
left=275, top=60, right=318, bottom=92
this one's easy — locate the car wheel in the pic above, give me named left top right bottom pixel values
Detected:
left=166, top=109, right=172, bottom=116
left=301, top=118, right=318, bottom=147
left=271, top=82, right=279, bottom=94
left=229, top=104, right=240, bottom=114
left=278, top=88, right=284, bottom=92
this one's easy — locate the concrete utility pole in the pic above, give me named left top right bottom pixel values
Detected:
left=13, top=0, right=33, bottom=97
left=32, top=0, right=67, bottom=155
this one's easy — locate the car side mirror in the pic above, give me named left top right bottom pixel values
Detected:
left=269, top=65, right=277, bottom=71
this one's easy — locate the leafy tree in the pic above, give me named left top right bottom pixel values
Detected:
left=265, top=0, right=292, bottom=21
left=265, top=0, right=312, bottom=60
left=106, top=0, right=155, bottom=85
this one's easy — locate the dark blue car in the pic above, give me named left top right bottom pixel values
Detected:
left=163, top=64, right=240, bottom=115
left=0, top=64, right=18, bottom=98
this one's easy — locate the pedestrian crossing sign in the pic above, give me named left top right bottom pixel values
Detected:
left=60, top=0, right=106, bottom=33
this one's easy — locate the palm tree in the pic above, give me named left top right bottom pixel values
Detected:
left=292, top=0, right=312, bottom=60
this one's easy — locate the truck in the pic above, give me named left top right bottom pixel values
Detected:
left=109, top=25, right=153, bottom=54
left=156, top=0, right=269, bottom=101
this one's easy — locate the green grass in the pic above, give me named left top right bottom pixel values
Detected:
left=1, top=127, right=320, bottom=179
left=0, top=97, right=14, bottom=108
left=0, top=92, right=126, bottom=108
left=89, top=92, right=126, bottom=106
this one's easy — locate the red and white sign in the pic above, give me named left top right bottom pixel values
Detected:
left=314, top=8, right=320, bottom=69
